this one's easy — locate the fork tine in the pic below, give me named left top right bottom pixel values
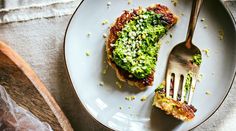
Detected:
left=173, top=74, right=180, bottom=100
left=180, top=75, right=187, bottom=103
left=188, top=78, right=197, bottom=105
left=166, top=73, right=171, bottom=98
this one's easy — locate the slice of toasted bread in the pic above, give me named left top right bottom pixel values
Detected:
left=153, top=92, right=196, bottom=121
left=153, top=82, right=197, bottom=121
left=106, top=4, right=178, bottom=89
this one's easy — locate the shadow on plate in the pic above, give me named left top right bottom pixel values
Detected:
left=150, top=107, right=182, bottom=131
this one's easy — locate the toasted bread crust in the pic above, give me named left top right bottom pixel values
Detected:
left=106, top=4, right=178, bottom=89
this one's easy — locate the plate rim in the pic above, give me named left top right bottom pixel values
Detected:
left=63, top=0, right=236, bottom=130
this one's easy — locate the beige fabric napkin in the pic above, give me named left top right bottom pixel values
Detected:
left=0, top=0, right=79, bottom=24
left=1, top=0, right=71, bottom=8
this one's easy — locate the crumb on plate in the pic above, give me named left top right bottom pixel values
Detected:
left=102, top=20, right=109, bottom=25
left=202, top=49, right=209, bottom=57
left=200, top=18, right=205, bottom=22
left=116, top=81, right=122, bottom=89
left=85, top=51, right=91, bottom=56
left=218, top=30, right=224, bottom=40
left=103, top=33, right=107, bottom=38
left=107, top=1, right=111, bottom=7
left=103, top=65, right=109, bottom=75
left=141, top=96, right=147, bottom=101
left=205, top=91, right=211, bottom=95
left=171, top=0, right=178, bottom=6
left=166, top=40, right=170, bottom=44
left=87, top=32, right=92, bottom=37
left=99, top=81, right=104, bottom=86
left=204, top=24, right=208, bottom=29
left=197, top=74, right=203, bottom=82
left=125, top=95, right=136, bottom=101
left=128, top=0, right=132, bottom=5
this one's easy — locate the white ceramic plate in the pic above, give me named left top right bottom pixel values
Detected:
left=64, top=0, right=236, bottom=130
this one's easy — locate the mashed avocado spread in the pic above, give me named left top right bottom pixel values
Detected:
left=192, top=53, right=202, bottom=66
left=184, top=72, right=193, bottom=97
left=112, top=10, right=166, bottom=79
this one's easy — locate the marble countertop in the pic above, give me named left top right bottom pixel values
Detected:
left=0, top=0, right=235, bottom=130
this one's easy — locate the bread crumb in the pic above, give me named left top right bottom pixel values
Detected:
left=166, top=40, right=170, bottom=44
left=102, top=70, right=107, bottom=74
left=87, top=32, right=92, bottom=37
left=200, top=17, right=208, bottom=29
left=205, top=91, right=211, bottom=95
left=99, top=82, right=104, bottom=86
left=103, top=65, right=109, bottom=75
left=128, top=0, right=132, bottom=5
left=131, top=96, right=136, bottom=100
left=218, top=30, right=224, bottom=40
left=171, top=0, right=178, bottom=6
left=116, top=81, right=122, bottom=89
left=197, top=74, right=203, bottom=82
left=125, top=95, right=136, bottom=101
left=202, top=49, right=209, bottom=57
left=141, top=96, right=147, bottom=101
left=107, top=1, right=111, bottom=7
left=200, top=18, right=205, bottom=22
left=102, top=20, right=109, bottom=25
left=85, top=51, right=91, bottom=56
left=103, top=33, right=107, bottom=38
left=125, top=96, right=131, bottom=101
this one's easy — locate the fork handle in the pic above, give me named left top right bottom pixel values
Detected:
left=185, top=0, right=204, bottom=49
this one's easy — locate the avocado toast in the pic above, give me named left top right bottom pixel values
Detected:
left=106, top=4, right=178, bottom=89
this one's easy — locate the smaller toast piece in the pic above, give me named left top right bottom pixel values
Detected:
left=106, top=4, right=178, bottom=89
left=153, top=82, right=197, bottom=121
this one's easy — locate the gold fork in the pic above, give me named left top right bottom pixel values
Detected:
left=166, top=0, right=203, bottom=105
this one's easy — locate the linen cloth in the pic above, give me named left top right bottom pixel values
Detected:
left=1, top=0, right=70, bottom=8
left=0, top=0, right=235, bottom=130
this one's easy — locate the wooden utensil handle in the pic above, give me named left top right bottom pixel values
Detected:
left=185, top=0, right=204, bottom=49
